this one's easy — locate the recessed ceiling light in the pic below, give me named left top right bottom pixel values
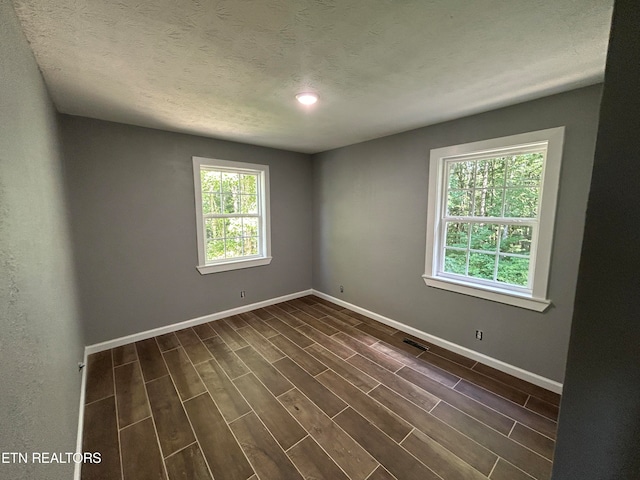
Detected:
left=296, top=92, right=318, bottom=105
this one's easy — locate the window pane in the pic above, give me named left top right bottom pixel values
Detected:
left=243, top=237, right=258, bottom=256
left=475, top=157, right=507, bottom=188
left=222, top=193, right=238, bottom=214
left=447, top=190, right=472, bottom=216
left=500, top=225, right=532, bottom=255
left=212, top=194, right=222, bottom=214
left=507, top=153, right=544, bottom=186
left=201, top=170, right=221, bottom=193
left=221, top=172, right=240, bottom=193
left=205, top=218, right=213, bottom=240
left=226, top=217, right=243, bottom=238
left=225, top=237, right=242, bottom=258
left=448, top=161, right=475, bottom=189
left=202, top=193, right=213, bottom=214
left=206, top=239, right=225, bottom=261
left=243, top=217, right=259, bottom=237
left=468, top=252, right=495, bottom=280
left=444, top=249, right=467, bottom=275
left=240, top=194, right=258, bottom=214
left=470, top=223, right=499, bottom=251
left=241, top=174, right=258, bottom=194
left=504, top=187, right=539, bottom=218
left=445, top=222, right=469, bottom=248
left=203, top=194, right=223, bottom=215
left=473, top=188, right=503, bottom=217
left=497, top=255, right=530, bottom=286
left=205, top=218, right=225, bottom=240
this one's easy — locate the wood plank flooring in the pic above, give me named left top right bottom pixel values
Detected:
left=82, top=295, right=559, bottom=480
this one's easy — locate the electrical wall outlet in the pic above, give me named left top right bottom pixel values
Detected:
left=240, top=290, right=246, bottom=298
left=339, top=285, right=344, bottom=293
left=475, top=330, right=483, bottom=340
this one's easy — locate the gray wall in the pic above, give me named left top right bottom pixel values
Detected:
left=553, top=1, right=640, bottom=477
left=62, top=116, right=312, bottom=345
left=0, top=2, right=84, bottom=479
left=312, top=85, right=602, bottom=382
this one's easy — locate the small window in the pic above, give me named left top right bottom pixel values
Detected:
left=423, top=127, right=565, bottom=311
left=193, top=157, right=272, bottom=274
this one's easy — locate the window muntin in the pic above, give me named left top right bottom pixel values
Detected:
left=193, top=157, right=271, bottom=274
left=423, top=127, right=565, bottom=311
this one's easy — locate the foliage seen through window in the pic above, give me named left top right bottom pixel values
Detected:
left=442, top=153, right=543, bottom=287
left=200, top=169, right=260, bottom=262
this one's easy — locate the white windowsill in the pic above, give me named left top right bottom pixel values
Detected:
left=197, top=256, right=272, bottom=274
left=422, top=274, right=550, bottom=312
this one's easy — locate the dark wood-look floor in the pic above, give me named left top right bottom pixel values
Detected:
left=81, top=295, right=560, bottom=480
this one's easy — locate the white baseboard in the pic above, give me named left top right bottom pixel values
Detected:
left=79, top=288, right=309, bottom=477
left=82, top=286, right=561, bottom=394
left=312, top=290, right=563, bottom=394
left=74, top=349, right=88, bottom=480
left=76, top=285, right=560, bottom=476
left=85, top=289, right=313, bottom=355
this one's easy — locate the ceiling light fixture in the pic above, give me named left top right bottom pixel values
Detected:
left=296, top=92, right=318, bottom=105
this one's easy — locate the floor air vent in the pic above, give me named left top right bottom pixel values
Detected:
left=402, top=338, right=430, bottom=351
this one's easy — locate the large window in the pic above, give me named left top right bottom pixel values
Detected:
left=423, top=127, right=565, bottom=311
left=193, top=157, right=271, bottom=274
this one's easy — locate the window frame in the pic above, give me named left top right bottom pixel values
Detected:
left=193, top=156, right=272, bottom=274
left=423, top=127, right=565, bottom=312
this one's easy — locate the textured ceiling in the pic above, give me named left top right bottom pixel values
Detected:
left=13, top=0, right=613, bottom=153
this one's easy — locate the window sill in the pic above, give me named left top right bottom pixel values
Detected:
left=422, top=275, right=550, bottom=312
left=197, top=256, right=272, bottom=275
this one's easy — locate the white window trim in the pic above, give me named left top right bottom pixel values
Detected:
left=423, top=127, right=565, bottom=312
left=193, top=156, right=272, bottom=275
